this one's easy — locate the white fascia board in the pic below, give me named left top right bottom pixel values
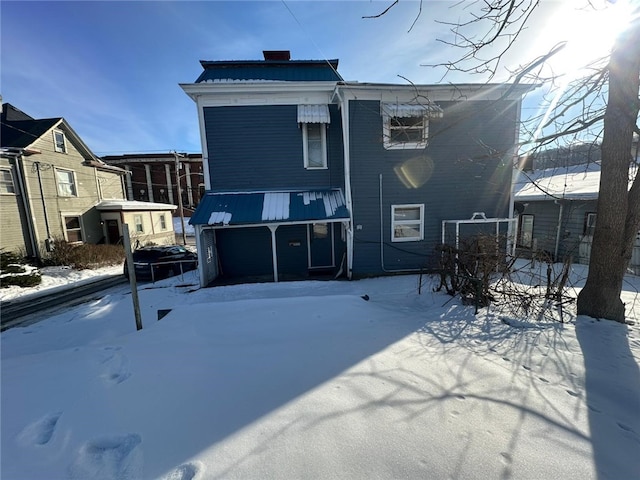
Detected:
left=180, top=82, right=338, bottom=107
left=337, top=83, right=535, bottom=102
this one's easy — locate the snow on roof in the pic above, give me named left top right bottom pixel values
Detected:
left=96, top=200, right=177, bottom=211
left=514, top=163, right=637, bottom=201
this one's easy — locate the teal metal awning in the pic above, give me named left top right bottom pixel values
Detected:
left=190, top=189, right=350, bottom=227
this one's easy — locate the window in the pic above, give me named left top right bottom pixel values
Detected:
left=159, top=214, right=167, bottom=230
left=0, top=168, right=16, bottom=194
left=584, top=213, right=597, bottom=236
left=382, top=103, right=442, bottom=150
left=391, top=204, right=424, bottom=242
left=56, top=168, right=77, bottom=197
left=134, top=215, right=144, bottom=233
left=518, top=214, right=534, bottom=248
left=63, top=216, right=83, bottom=243
left=302, top=123, right=327, bottom=169
left=386, top=115, right=427, bottom=149
left=53, top=130, right=66, bottom=153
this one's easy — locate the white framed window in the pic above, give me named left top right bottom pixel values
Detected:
left=63, top=215, right=83, bottom=243
left=302, top=123, right=327, bottom=169
left=518, top=214, right=534, bottom=248
left=584, top=213, right=597, bottom=236
left=53, top=130, right=67, bottom=153
left=384, top=115, right=428, bottom=150
left=159, top=214, right=167, bottom=230
left=391, top=204, right=424, bottom=242
left=134, top=214, right=144, bottom=233
left=0, top=168, right=16, bottom=194
left=56, top=168, right=77, bottom=197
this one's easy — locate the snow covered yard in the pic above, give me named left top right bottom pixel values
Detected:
left=1, top=267, right=640, bottom=479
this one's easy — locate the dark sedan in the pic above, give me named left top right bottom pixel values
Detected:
left=124, top=245, right=198, bottom=281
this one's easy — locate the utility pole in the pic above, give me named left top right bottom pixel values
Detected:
left=123, top=223, right=143, bottom=331
left=173, top=151, right=187, bottom=245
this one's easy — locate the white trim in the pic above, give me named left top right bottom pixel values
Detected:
left=60, top=212, right=84, bottom=243
left=391, top=204, right=424, bottom=242
left=383, top=114, right=429, bottom=150
left=302, top=123, right=328, bottom=169
left=53, top=129, right=67, bottom=153
left=0, top=167, right=16, bottom=195
left=133, top=214, right=144, bottom=233
left=55, top=167, right=78, bottom=197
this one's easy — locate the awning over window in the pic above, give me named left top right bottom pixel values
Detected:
left=382, top=103, right=443, bottom=118
left=190, top=189, right=349, bottom=227
left=297, top=104, right=331, bottom=124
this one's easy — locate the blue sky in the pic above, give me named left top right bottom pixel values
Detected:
left=0, top=1, right=621, bottom=156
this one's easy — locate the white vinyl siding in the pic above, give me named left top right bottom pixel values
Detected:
left=391, top=204, right=424, bottom=242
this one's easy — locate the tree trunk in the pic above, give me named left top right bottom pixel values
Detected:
left=576, top=14, right=640, bottom=322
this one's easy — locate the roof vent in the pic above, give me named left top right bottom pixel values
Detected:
left=263, top=50, right=291, bottom=61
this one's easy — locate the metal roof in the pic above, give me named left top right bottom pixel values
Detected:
left=195, top=59, right=343, bottom=83
left=297, top=105, right=330, bottom=123
left=190, top=189, right=350, bottom=227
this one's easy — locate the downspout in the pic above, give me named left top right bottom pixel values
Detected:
left=268, top=224, right=279, bottom=282
left=33, top=162, right=53, bottom=250
left=507, top=96, right=523, bottom=256
left=335, top=86, right=354, bottom=279
left=379, top=174, right=423, bottom=273
left=554, top=200, right=564, bottom=261
left=12, top=155, right=39, bottom=259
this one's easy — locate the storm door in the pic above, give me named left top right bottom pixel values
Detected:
left=308, top=223, right=334, bottom=269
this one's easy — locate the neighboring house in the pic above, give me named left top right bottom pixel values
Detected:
left=0, top=103, right=177, bottom=260
left=181, top=50, right=531, bottom=287
left=514, top=163, right=640, bottom=274
left=101, top=152, right=204, bottom=219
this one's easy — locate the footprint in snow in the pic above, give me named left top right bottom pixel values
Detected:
left=16, top=412, right=62, bottom=446
left=101, top=349, right=131, bottom=386
left=159, top=461, right=205, bottom=480
left=566, top=389, right=580, bottom=397
left=68, top=433, right=142, bottom=480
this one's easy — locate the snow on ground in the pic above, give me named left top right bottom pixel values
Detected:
left=1, top=265, right=640, bottom=479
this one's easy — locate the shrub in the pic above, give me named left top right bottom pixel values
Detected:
left=44, top=240, right=125, bottom=269
left=1, top=271, right=41, bottom=288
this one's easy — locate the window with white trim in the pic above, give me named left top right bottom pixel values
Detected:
left=302, top=123, right=327, bottom=169
left=159, top=214, right=167, bottom=230
left=384, top=115, right=427, bottom=149
left=63, top=215, right=83, bottom=243
left=134, top=214, right=144, bottom=233
left=53, top=130, right=67, bottom=153
left=584, top=212, right=597, bottom=236
left=56, top=168, right=77, bottom=197
left=391, top=204, right=424, bottom=242
left=381, top=103, right=442, bottom=150
left=0, top=168, right=16, bottom=194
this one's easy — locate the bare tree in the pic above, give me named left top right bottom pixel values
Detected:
left=367, top=0, right=640, bottom=322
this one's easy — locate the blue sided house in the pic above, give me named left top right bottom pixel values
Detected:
left=182, top=50, right=532, bottom=287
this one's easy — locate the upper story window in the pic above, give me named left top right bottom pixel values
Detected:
left=298, top=105, right=329, bottom=170
left=53, top=130, right=67, bottom=153
left=56, top=168, right=77, bottom=197
left=391, top=204, right=424, bottom=242
left=381, top=102, right=443, bottom=150
left=0, top=168, right=16, bottom=194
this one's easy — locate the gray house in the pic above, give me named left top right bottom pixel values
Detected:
left=514, top=162, right=640, bottom=273
left=182, top=51, right=531, bottom=286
